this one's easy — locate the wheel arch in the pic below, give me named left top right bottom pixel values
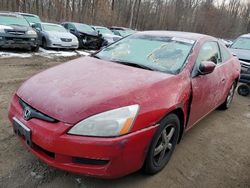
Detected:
left=170, top=108, right=185, bottom=143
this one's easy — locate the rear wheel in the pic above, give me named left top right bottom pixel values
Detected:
left=143, top=114, right=180, bottom=174
left=219, top=82, right=236, bottom=110
left=237, top=84, right=250, bottom=96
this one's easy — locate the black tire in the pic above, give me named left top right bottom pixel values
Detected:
left=143, top=114, right=180, bottom=174
left=42, top=38, right=48, bottom=49
left=219, top=82, right=236, bottom=110
left=31, top=45, right=39, bottom=52
left=237, top=84, right=250, bottom=96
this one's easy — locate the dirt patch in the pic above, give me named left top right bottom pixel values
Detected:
left=0, top=56, right=250, bottom=188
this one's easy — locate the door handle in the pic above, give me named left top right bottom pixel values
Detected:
left=221, top=78, right=225, bottom=82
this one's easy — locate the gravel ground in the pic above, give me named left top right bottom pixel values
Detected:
left=0, top=53, right=250, bottom=188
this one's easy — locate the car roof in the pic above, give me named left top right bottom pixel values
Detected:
left=93, top=26, right=109, bottom=29
left=239, top=33, right=250, bottom=38
left=16, top=12, right=39, bottom=17
left=136, top=31, right=215, bottom=41
left=62, top=22, right=88, bottom=25
left=0, top=11, right=21, bottom=17
left=109, top=26, right=132, bottom=30
left=42, top=22, right=63, bottom=26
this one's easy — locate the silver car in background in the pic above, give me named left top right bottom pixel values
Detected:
left=33, top=22, right=78, bottom=49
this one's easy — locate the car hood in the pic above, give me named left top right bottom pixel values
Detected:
left=229, top=48, right=250, bottom=61
left=17, top=56, right=173, bottom=124
left=78, top=30, right=98, bottom=37
left=1, top=24, right=29, bottom=32
left=47, top=31, right=76, bottom=39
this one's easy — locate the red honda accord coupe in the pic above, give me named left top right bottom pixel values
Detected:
left=8, top=31, right=240, bottom=178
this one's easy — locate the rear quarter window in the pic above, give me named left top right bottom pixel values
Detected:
left=219, top=43, right=231, bottom=62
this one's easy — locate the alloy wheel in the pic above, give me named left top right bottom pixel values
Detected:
left=153, top=124, right=176, bottom=167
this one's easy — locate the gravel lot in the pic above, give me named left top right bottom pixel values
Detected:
left=0, top=51, right=250, bottom=188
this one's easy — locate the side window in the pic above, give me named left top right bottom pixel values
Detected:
left=63, top=23, right=68, bottom=29
left=219, top=43, right=231, bottom=62
left=113, top=30, right=121, bottom=36
left=68, top=24, right=75, bottom=31
left=196, top=41, right=221, bottom=66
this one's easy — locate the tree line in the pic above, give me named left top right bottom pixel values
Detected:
left=0, top=0, right=250, bottom=39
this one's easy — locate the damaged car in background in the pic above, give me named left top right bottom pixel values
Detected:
left=8, top=31, right=240, bottom=179
left=33, top=22, right=78, bottom=49
left=229, top=33, right=250, bottom=96
left=62, top=22, right=104, bottom=50
left=109, top=26, right=136, bottom=37
left=0, top=12, right=39, bottom=51
left=92, top=26, right=122, bottom=45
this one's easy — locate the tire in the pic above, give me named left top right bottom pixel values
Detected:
left=219, top=82, right=236, bottom=110
left=237, top=84, right=250, bottom=96
left=31, top=45, right=39, bottom=52
left=42, top=38, right=48, bottom=49
left=143, top=114, right=180, bottom=174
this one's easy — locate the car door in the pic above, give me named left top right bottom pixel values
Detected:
left=187, top=41, right=225, bottom=128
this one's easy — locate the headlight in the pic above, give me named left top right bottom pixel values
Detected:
left=68, top=105, right=139, bottom=137
left=27, top=30, right=37, bottom=35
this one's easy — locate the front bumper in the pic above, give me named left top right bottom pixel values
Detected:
left=47, top=39, right=79, bottom=49
left=0, top=34, right=38, bottom=49
left=8, top=95, right=157, bottom=178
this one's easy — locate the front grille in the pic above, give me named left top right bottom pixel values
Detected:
left=61, top=38, right=72, bottom=42
left=5, top=37, right=29, bottom=41
left=239, top=59, right=250, bottom=64
left=19, top=99, right=58, bottom=122
left=6, top=31, right=25, bottom=35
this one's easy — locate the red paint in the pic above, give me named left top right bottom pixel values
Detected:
left=8, top=31, right=240, bottom=178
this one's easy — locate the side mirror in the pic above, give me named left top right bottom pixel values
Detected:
left=69, top=29, right=75, bottom=33
left=198, top=61, right=216, bottom=75
left=36, top=27, right=41, bottom=32
left=31, top=24, right=36, bottom=28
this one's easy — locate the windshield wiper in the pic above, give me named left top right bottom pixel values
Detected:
left=91, top=54, right=101, bottom=59
left=112, top=60, right=155, bottom=71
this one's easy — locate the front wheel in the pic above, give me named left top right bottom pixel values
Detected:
left=42, top=38, right=48, bottom=49
left=143, top=114, right=180, bottom=174
left=31, top=45, right=39, bottom=52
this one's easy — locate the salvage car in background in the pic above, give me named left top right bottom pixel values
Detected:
left=109, top=26, right=136, bottom=37
left=17, top=12, right=41, bottom=25
left=9, top=31, right=240, bottom=178
left=229, top=34, right=250, bottom=96
left=0, top=12, right=39, bottom=51
left=62, top=22, right=104, bottom=50
left=33, top=22, right=78, bottom=49
left=92, top=26, right=122, bottom=45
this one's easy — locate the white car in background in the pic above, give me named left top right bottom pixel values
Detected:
left=33, top=22, right=79, bottom=49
